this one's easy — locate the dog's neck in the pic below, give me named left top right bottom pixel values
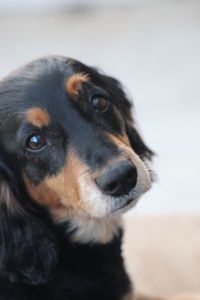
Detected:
left=51, top=206, right=122, bottom=244
left=52, top=218, right=132, bottom=300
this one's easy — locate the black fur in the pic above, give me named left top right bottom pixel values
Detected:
left=0, top=56, right=153, bottom=300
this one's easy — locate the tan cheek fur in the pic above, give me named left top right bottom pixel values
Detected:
left=24, top=149, right=84, bottom=212
left=26, top=107, right=50, bottom=128
left=23, top=175, right=62, bottom=209
left=66, top=72, right=90, bottom=98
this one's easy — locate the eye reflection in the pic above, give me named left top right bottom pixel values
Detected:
left=26, top=134, right=46, bottom=151
left=90, top=96, right=109, bottom=113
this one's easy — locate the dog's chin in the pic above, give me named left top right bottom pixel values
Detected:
left=98, top=187, right=141, bottom=217
left=80, top=193, right=139, bottom=219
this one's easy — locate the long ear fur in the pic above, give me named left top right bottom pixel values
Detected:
left=125, top=121, right=154, bottom=161
left=0, top=153, right=58, bottom=285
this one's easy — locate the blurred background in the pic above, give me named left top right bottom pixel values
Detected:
left=0, top=0, right=200, bottom=296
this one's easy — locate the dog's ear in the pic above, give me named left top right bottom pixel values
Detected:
left=0, top=153, right=58, bottom=285
left=103, top=75, right=154, bottom=161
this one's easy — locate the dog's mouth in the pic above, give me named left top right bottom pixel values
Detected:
left=109, top=189, right=139, bottom=214
left=112, top=197, right=136, bottom=213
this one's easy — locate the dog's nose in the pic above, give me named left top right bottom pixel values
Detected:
left=96, top=160, right=137, bottom=197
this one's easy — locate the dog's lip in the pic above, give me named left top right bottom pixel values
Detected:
left=111, top=196, right=137, bottom=214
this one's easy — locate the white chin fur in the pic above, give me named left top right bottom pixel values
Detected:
left=68, top=215, right=122, bottom=244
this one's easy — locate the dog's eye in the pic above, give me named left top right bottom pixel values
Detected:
left=26, top=134, right=46, bottom=151
left=90, top=96, right=109, bottom=112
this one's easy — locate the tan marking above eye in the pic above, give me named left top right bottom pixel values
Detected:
left=66, top=72, right=90, bottom=98
left=26, top=107, right=50, bottom=128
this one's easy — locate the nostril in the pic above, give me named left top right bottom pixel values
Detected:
left=126, top=169, right=135, bottom=183
left=105, top=181, right=122, bottom=196
left=95, top=160, right=138, bottom=197
left=125, top=166, right=137, bottom=188
left=124, top=165, right=137, bottom=193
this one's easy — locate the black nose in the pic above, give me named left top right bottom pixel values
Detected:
left=96, top=160, right=137, bottom=197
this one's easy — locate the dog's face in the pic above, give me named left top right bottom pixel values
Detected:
left=0, top=56, right=153, bottom=220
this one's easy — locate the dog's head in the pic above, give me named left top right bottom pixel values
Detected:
left=0, top=56, right=153, bottom=220
left=0, top=56, right=154, bottom=221
left=0, top=56, right=153, bottom=284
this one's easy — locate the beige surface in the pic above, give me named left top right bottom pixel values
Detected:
left=123, top=215, right=200, bottom=298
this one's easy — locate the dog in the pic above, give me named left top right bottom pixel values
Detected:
left=0, top=56, right=194, bottom=300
